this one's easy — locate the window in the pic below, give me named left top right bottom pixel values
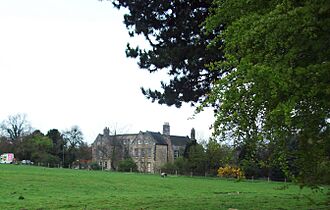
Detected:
left=174, top=150, right=179, bottom=159
left=147, top=148, right=152, bottom=157
left=147, top=162, right=151, bottom=173
left=141, top=148, right=145, bottom=156
left=134, top=148, right=139, bottom=157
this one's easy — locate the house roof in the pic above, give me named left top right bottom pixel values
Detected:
left=146, top=132, right=190, bottom=146
left=93, top=130, right=191, bottom=147
left=146, top=131, right=167, bottom=145
left=170, top=135, right=190, bottom=146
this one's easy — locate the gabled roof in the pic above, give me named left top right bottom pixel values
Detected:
left=93, top=130, right=191, bottom=147
left=146, top=132, right=190, bottom=146
left=170, top=135, right=190, bottom=146
left=146, top=131, right=167, bottom=145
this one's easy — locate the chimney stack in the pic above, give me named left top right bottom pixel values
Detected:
left=163, top=122, right=170, bottom=136
left=103, top=127, right=110, bottom=136
left=191, top=128, right=195, bottom=140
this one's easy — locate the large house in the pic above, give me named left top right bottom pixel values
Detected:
left=91, top=122, right=195, bottom=173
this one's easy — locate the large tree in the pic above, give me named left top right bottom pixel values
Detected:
left=63, top=126, right=84, bottom=150
left=62, top=126, right=84, bottom=166
left=46, top=129, right=65, bottom=163
left=0, top=113, right=32, bottom=142
left=204, top=0, right=330, bottom=185
left=112, top=0, right=223, bottom=107
left=15, top=130, right=59, bottom=164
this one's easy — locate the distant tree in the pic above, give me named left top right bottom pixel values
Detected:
left=63, top=126, right=83, bottom=149
left=76, top=142, right=92, bottom=161
left=109, top=135, right=124, bottom=170
left=205, top=139, right=222, bottom=175
left=62, top=126, right=84, bottom=166
left=183, top=140, right=206, bottom=175
left=206, top=139, right=234, bottom=175
left=16, top=130, right=59, bottom=164
left=173, top=157, right=189, bottom=175
left=46, top=129, right=65, bottom=162
left=111, top=0, right=223, bottom=107
left=30, top=131, right=59, bottom=164
left=0, top=136, right=14, bottom=153
left=0, top=113, right=32, bottom=142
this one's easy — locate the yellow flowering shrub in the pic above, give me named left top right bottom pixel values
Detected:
left=217, top=165, right=244, bottom=179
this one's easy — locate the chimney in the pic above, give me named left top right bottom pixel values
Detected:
left=103, top=127, right=110, bottom=136
left=163, top=122, right=170, bottom=136
left=191, top=128, right=195, bottom=140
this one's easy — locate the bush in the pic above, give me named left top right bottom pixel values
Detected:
left=118, top=158, right=137, bottom=172
left=31, top=152, right=60, bottom=165
left=174, top=157, right=190, bottom=175
left=217, top=165, right=245, bottom=179
left=89, top=162, right=101, bottom=170
left=161, top=162, right=178, bottom=174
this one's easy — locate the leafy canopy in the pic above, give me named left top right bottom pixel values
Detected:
left=204, top=0, right=330, bottom=185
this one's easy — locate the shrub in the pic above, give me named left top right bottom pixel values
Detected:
left=217, top=165, right=245, bottom=179
left=89, top=162, right=101, bottom=170
left=161, top=162, right=178, bottom=174
left=118, top=158, right=138, bottom=172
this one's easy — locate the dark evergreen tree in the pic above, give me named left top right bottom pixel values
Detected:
left=46, top=129, right=65, bottom=162
left=112, top=0, right=223, bottom=107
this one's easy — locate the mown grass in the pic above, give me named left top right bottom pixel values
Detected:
left=0, top=165, right=329, bottom=210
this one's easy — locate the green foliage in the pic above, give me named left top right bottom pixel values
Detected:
left=184, top=141, right=206, bottom=175
left=118, top=158, right=138, bottom=172
left=15, top=130, right=54, bottom=163
left=113, top=0, right=222, bottom=107
left=89, top=162, right=101, bottom=170
left=206, top=140, right=234, bottom=175
left=173, top=157, right=190, bottom=175
left=0, top=165, right=329, bottom=209
left=46, top=129, right=65, bottom=160
left=89, top=162, right=102, bottom=170
left=31, top=153, right=60, bottom=165
left=204, top=0, right=330, bottom=186
left=161, top=162, right=178, bottom=174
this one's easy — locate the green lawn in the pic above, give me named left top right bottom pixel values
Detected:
left=0, top=165, right=328, bottom=210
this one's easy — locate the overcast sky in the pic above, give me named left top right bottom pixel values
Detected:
left=0, top=0, right=214, bottom=143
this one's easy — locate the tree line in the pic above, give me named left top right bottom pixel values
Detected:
left=161, top=138, right=292, bottom=181
left=0, top=113, right=91, bottom=167
left=0, top=113, right=325, bottom=183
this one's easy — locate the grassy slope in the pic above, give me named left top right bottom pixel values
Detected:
left=0, top=165, right=328, bottom=210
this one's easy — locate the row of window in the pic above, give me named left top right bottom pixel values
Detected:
left=136, top=139, right=152, bottom=145
left=99, top=161, right=109, bottom=169
left=134, top=148, right=152, bottom=157
left=97, top=139, right=152, bottom=146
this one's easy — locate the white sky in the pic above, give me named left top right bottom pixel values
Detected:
left=0, top=0, right=214, bottom=143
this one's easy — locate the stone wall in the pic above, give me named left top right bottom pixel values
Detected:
left=154, top=145, right=168, bottom=173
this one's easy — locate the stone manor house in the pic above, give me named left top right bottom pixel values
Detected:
left=91, top=123, right=195, bottom=173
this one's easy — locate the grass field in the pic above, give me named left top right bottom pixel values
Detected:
left=0, top=165, right=329, bottom=210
